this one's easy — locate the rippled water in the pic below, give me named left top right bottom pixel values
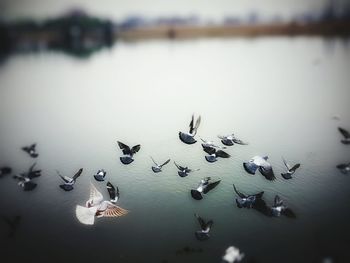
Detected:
left=0, top=37, right=350, bottom=263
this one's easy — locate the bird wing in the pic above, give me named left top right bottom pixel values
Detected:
left=189, top=114, right=195, bottom=134
left=282, top=157, right=291, bottom=170
left=202, top=145, right=216, bottom=155
left=232, top=184, right=247, bottom=198
left=73, top=168, right=83, bottom=181
left=28, top=162, right=37, bottom=174
left=106, top=181, right=118, bottom=201
left=131, top=144, right=141, bottom=154
left=203, top=180, right=221, bottom=194
left=336, top=163, right=348, bottom=169
left=274, top=195, right=283, bottom=206
left=174, top=161, right=185, bottom=171
left=259, top=161, right=275, bottom=181
left=89, top=183, right=103, bottom=205
left=232, top=138, right=248, bottom=145
left=102, top=204, right=129, bottom=217
left=117, top=141, right=131, bottom=155
left=281, top=208, right=296, bottom=218
left=29, top=143, right=36, bottom=151
left=252, top=198, right=272, bottom=217
left=150, top=156, right=158, bottom=166
left=192, top=116, right=201, bottom=135
left=290, top=163, right=300, bottom=172
left=194, top=213, right=207, bottom=230
left=338, top=127, right=350, bottom=139
left=215, top=150, right=230, bottom=158
left=160, top=159, right=170, bottom=167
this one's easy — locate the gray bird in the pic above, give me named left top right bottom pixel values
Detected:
left=218, top=134, right=248, bottom=146
left=174, top=161, right=199, bottom=177
left=0, top=166, right=12, bottom=178
left=281, top=157, right=300, bottom=179
left=338, top=127, right=350, bottom=144
left=117, top=141, right=141, bottom=164
left=200, top=138, right=226, bottom=149
left=106, top=181, right=119, bottom=204
left=191, top=177, right=221, bottom=200
left=21, top=143, right=39, bottom=158
left=151, top=157, right=170, bottom=173
left=336, top=163, right=350, bottom=174
left=243, top=155, right=275, bottom=181
left=13, top=163, right=41, bottom=191
left=194, top=213, right=213, bottom=241
left=270, top=195, right=296, bottom=218
left=57, top=168, right=83, bottom=191
left=202, top=145, right=230, bottom=163
left=94, top=169, right=107, bottom=181
left=179, top=114, right=201, bottom=144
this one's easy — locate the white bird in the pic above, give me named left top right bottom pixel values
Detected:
left=75, top=183, right=129, bottom=225
left=150, top=157, right=170, bottom=173
left=179, top=114, right=201, bottom=144
left=218, top=134, right=248, bottom=146
left=222, top=246, right=245, bottom=263
left=281, top=157, right=300, bottom=179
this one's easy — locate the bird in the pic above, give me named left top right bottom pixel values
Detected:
left=281, top=157, right=301, bottom=179
left=233, top=184, right=264, bottom=209
left=200, top=138, right=226, bottom=149
left=0, top=166, right=12, bottom=178
left=93, top=169, right=107, bottom=181
left=222, top=246, right=245, bottom=263
left=117, top=141, right=141, bottom=164
left=218, top=134, right=248, bottom=146
left=2, top=215, right=21, bottom=238
left=194, top=213, right=213, bottom=241
left=336, top=162, right=350, bottom=174
left=106, top=181, right=119, bottom=204
left=243, top=156, right=275, bottom=181
left=202, top=145, right=230, bottom=163
left=151, top=157, right=170, bottom=173
left=191, top=177, right=221, bottom=200
left=270, top=195, right=296, bottom=218
left=75, top=183, right=128, bottom=225
left=57, top=168, right=83, bottom=191
left=13, top=163, right=41, bottom=191
left=179, top=114, right=201, bottom=144
left=21, top=143, right=39, bottom=158
left=174, top=161, right=199, bottom=177
left=338, top=127, right=350, bottom=144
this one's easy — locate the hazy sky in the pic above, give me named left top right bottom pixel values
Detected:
left=0, top=0, right=345, bottom=21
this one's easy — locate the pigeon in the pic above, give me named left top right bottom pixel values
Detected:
left=336, top=163, right=350, bottom=174
left=151, top=157, right=170, bottom=173
left=191, top=177, right=221, bottom=200
left=243, top=156, right=275, bottom=181
left=202, top=145, right=230, bottom=163
left=174, top=161, right=200, bottom=177
left=200, top=138, right=226, bottom=149
left=218, top=134, right=248, bottom=146
left=270, top=195, right=296, bottom=218
left=194, top=213, right=213, bottom=241
left=0, top=166, right=12, bottom=178
left=21, top=143, right=39, bottom=158
left=281, top=157, right=301, bottom=179
left=338, top=127, right=350, bottom=144
left=106, top=181, right=119, bottom=204
left=179, top=114, right=201, bottom=144
left=117, top=141, right=141, bottom=164
left=94, top=169, right=107, bottom=181
left=2, top=215, right=21, bottom=238
left=13, top=163, right=41, bottom=191
left=75, top=183, right=128, bottom=225
left=57, top=168, right=83, bottom=191
left=222, top=246, right=245, bottom=263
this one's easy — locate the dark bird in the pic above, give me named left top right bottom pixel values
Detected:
left=13, top=163, right=41, bottom=191
left=174, top=161, right=200, bottom=177
left=179, top=114, right=201, bottom=144
left=218, top=134, right=248, bottom=146
left=338, top=127, right=350, bottom=144
left=202, top=145, right=230, bottom=163
left=57, top=168, right=83, bottom=191
left=2, top=215, right=21, bottom=238
left=117, top=141, right=141, bottom=164
left=106, top=181, right=119, bottom=204
left=0, top=166, right=12, bottom=178
left=21, top=143, right=39, bottom=158
left=194, top=213, right=213, bottom=241
left=191, top=177, right=221, bottom=200
left=151, top=157, right=170, bottom=173
left=336, top=162, right=350, bottom=174
left=281, top=157, right=301, bottom=179
left=243, top=156, right=275, bottom=181
left=270, top=195, right=296, bottom=218
left=94, top=169, right=107, bottom=181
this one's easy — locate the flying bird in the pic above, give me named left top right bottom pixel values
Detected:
left=179, top=114, right=201, bottom=144
left=270, top=195, right=296, bottom=218
left=174, top=161, right=199, bottom=177
left=106, top=181, right=119, bottom=204
left=202, top=145, right=230, bottom=163
left=13, top=163, right=41, bottom=191
left=75, top=183, right=128, bottom=225
left=336, top=162, right=350, bottom=174
left=0, top=166, right=12, bottom=178
left=93, top=169, right=107, bottom=181
left=281, top=157, right=301, bottom=179
left=21, top=143, right=39, bottom=158
left=218, top=134, right=248, bottom=146
left=191, top=177, right=221, bottom=200
left=222, top=246, right=245, bottom=263
left=2, top=215, right=21, bottom=238
left=338, top=127, right=350, bottom=144
left=57, top=168, right=83, bottom=191
left=151, top=157, right=170, bottom=173
left=117, top=141, right=141, bottom=164
left=200, top=138, right=226, bottom=149
left=194, top=213, right=213, bottom=241
left=243, top=156, right=275, bottom=181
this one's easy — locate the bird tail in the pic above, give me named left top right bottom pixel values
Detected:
left=75, top=205, right=96, bottom=225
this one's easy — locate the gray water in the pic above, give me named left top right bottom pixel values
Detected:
left=0, top=37, right=350, bottom=263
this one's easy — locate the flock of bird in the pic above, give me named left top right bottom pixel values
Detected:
left=1, top=115, right=349, bottom=263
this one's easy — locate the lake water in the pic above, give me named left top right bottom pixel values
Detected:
left=0, top=37, right=350, bottom=263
